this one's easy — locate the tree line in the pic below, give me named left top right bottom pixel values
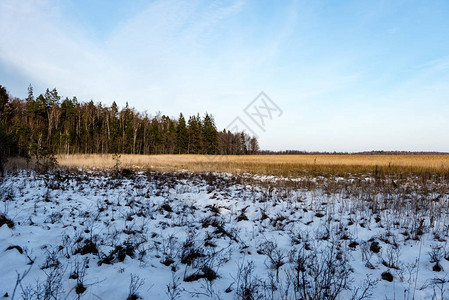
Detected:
left=0, top=84, right=259, bottom=173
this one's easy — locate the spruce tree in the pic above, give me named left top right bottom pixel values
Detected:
left=176, top=113, right=188, bottom=154
left=202, top=113, right=219, bottom=154
left=27, top=84, right=34, bottom=101
left=188, top=115, right=202, bottom=154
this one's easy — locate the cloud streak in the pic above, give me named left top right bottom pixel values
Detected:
left=0, top=0, right=448, bottom=151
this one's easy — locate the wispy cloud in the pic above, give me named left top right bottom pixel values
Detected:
left=0, top=0, right=448, bottom=151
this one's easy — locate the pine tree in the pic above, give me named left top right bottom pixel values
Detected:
left=0, top=85, right=10, bottom=175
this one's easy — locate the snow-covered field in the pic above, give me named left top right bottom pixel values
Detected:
left=1, top=170, right=449, bottom=299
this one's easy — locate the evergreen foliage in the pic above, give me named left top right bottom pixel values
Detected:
left=176, top=113, right=188, bottom=154
left=0, top=85, right=259, bottom=162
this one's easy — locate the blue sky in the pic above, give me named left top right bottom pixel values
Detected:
left=1, top=0, right=448, bottom=151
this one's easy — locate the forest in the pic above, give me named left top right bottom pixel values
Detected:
left=0, top=84, right=259, bottom=168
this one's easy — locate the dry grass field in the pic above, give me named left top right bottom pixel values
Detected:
left=51, top=154, right=449, bottom=177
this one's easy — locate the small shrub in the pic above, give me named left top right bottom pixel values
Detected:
left=98, top=242, right=135, bottom=265
left=429, top=244, right=443, bottom=263
left=127, top=274, right=144, bottom=300
left=180, top=238, right=204, bottom=265
left=235, top=261, right=262, bottom=300
left=74, top=238, right=98, bottom=255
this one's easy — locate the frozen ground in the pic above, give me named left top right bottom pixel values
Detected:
left=1, top=170, right=449, bottom=299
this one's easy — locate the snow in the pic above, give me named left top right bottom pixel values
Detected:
left=0, top=170, right=448, bottom=299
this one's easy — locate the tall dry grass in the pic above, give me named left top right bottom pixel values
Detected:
left=56, top=154, right=449, bottom=178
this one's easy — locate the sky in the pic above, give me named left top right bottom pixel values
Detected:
left=1, top=0, right=448, bottom=152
